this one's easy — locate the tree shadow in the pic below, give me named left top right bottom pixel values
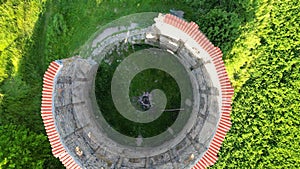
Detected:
left=16, top=0, right=65, bottom=168
left=183, top=0, right=258, bottom=59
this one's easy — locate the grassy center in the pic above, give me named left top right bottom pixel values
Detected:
left=95, top=45, right=181, bottom=138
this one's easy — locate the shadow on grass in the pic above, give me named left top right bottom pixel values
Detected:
left=16, top=0, right=65, bottom=168
left=95, top=47, right=181, bottom=138
left=184, top=0, right=258, bottom=59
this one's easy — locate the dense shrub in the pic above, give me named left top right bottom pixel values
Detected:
left=210, top=0, right=300, bottom=168
left=0, top=0, right=45, bottom=83
left=185, top=0, right=300, bottom=168
left=0, top=125, right=50, bottom=168
left=195, top=8, right=241, bottom=57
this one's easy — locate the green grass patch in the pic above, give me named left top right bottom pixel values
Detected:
left=95, top=44, right=180, bottom=138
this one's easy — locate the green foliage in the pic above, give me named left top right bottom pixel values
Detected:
left=0, top=76, right=44, bottom=131
left=0, top=0, right=45, bottom=83
left=45, top=12, right=69, bottom=63
left=0, top=0, right=64, bottom=168
left=96, top=48, right=181, bottom=137
left=184, top=0, right=300, bottom=168
left=0, top=158, right=8, bottom=168
left=208, top=0, right=300, bottom=168
left=184, top=0, right=257, bottom=22
left=0, top=124, right=50, bottom=168
left=195, top=8, right=241, bottom=57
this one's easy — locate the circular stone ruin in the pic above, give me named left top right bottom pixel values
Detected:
left=41, top=12, right=234, bottom=169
